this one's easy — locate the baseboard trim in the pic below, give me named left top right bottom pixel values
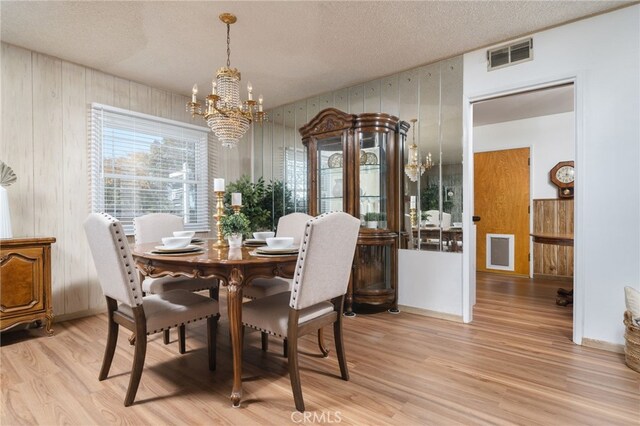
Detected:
left=582, top=338, right=625, bottom=354
left=398, top=305, right=463, bottom=322
left=54, top=307, right=106, bottom=323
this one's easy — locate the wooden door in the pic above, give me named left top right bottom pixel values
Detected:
left=474, top=148, right=530, bottom=276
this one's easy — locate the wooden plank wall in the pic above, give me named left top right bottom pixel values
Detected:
left=0, top=42, right=243, bottom=319
left=533, top=198, right=574, bottom=278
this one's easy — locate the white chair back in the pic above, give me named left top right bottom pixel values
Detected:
left=133, top=213, right=184, bottom=244
left=424, top=210, right=452, bottom=229
left=84, top=213, right=143, bottom=307
left=289, top=212, right=360, bottom=310
left=425, top=210, right=440, bottom=226
left=276, top=213, right=314, bottom=245
left=441, top=212, right=452, bottom=230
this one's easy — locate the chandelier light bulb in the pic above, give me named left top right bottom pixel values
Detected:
left=192, top=84, right=198, bottom=102
left=247, top=82, right=253, bottom=100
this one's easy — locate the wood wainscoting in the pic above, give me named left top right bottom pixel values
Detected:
left=533, top=198, right=574, bottom=279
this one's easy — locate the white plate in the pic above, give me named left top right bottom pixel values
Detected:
left=153, top=244, right=202, bottom=253
left=249, top=250, right=297, bottom=257
left=255, top=246, right=298, bottom=254
left=150, top=249, right=204, bottom=256
left=244, top=238, right=267, bottom=244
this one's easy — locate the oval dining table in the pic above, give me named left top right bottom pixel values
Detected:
left=131, top=242, right=298, bottom=407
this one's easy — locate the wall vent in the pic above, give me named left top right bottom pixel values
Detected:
left=486, top=233, right=515, bottom=271
left=487, top=38, right=533, bottom=71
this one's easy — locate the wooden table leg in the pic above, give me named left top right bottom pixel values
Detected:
left=227, top=267, right=244, bottom=407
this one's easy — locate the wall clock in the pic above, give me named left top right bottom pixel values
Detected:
left=550, top=161, right=574, bottom=198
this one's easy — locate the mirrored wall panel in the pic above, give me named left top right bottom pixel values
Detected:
left=253, top=55, right=463, bottom=251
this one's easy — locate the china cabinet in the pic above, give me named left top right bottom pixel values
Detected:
left=300, top=108, right=408, bottom=314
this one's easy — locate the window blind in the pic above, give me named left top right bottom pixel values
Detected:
left=89, top=103, right=210, bottom=234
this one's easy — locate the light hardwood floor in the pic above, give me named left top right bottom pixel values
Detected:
left=1, top=274, right=638, bottom=425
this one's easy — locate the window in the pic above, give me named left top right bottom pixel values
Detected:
left=90, top=103, right=210, bottom=234
left=284, top=146, right=308, bottom=213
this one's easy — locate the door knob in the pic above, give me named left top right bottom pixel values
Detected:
left=472, top=216, right=481, bottom=222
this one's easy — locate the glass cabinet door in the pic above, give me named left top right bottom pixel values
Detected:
left=358, top=131, right=388, bottom=229
left=317, top=135, right=344, bottom=214
left=355, top=243, right=392, bottom=294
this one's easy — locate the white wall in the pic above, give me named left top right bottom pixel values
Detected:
left=398, top=250, right=462, bottom=317
left=464, top=5, right=640, bottom=345
left=474, top=112, right=575, bottom=199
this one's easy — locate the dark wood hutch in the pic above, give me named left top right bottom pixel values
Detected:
left=300, top=108, right=409, bottom=315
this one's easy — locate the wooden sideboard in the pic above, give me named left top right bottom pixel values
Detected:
left=0, top=237, right=56, bottom=334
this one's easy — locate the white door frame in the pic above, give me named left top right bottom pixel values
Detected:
left=462, top=76, right=583, bottom=345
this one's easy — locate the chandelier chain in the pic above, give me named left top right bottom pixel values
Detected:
left=226, top=23, right=231, bottom=67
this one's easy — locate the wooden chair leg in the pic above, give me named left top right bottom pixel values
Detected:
left=317, top=328, right=330, bottom=358
left=288, top=310, right=304, bottom=412
left=99, top=298, right=119, bottom=381
left=207, top=315, right=218, bottom=371
left=125, top=308, right=147, bottom=407
left=283, top=338, right=288, bottom=358
left=333, top=315, right=349, bottom=381
left=209, top=283, right=219, bottom=301
left=178, top=325, right=186, bottom=354
left=261, top=332, right=269, bottom=351
left=163, top=329, right=170, bottom=345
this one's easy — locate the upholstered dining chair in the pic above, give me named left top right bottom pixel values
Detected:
left=133, top=213, right=219, bottom=353
left=84, top=213, right=219, bottom=407
left=243, top=212, right=313, bottom=300
left=243, top=212, right=331, bottom=357
left=242, top=211, right=360, bottom=412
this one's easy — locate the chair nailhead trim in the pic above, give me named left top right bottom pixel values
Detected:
left=104, top=213, right=142, bottom=306
left=148, top=313, right=218, bottom=335
left=242, top=323, right=285, bottom=339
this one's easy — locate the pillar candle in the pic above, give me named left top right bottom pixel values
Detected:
left=214, top=178, right=225, bottom=192
left=231, top=192, right=242, bottom=206
left=410, top=196, right=416, bottom=208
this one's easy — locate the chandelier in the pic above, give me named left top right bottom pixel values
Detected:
left=187, top=13, right=266, bottom=148
left=404, top=119, right=433, bottom=182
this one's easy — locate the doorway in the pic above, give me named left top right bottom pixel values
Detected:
left=474, top=147, right=530, bottom=276
left=469, top=83, right=576, bottom=335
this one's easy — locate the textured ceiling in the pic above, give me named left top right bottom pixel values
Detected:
left=0, top=1, right=631, bottom=109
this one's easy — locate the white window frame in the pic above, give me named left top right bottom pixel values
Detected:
left=89, top=103, right=211, bottom=235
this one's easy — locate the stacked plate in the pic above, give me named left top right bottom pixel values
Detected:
left=254, top=246, right=299, bottom=256
left=244, top=239, right=267, bottom=247
left=151, top=245, right=204, bottom=255
left=191, top=238, right=205, bottom=245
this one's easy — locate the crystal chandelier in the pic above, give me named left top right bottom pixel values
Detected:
left=187, top=13, right=266, bottom=148
left=404, top=119, right=433, bottom=182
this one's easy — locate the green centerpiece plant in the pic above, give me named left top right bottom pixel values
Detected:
left=224, top=176, right=271, bottom=232
left=224, top=175, right=295, bottom=233
left=219, top=212, right=250, bottom=248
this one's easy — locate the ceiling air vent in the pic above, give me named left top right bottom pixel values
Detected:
left=487, top=38, right=533, bottom=71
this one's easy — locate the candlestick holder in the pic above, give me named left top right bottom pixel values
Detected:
left=409, top=207, right=417, bottom=228
left=231, top=205, right=242, bottom=215
left=213, top=190, right=228, bottom=247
